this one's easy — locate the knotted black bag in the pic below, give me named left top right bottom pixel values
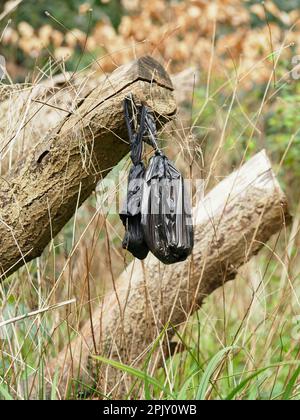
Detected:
left=141, top=109, right=194, bottom=264
left=119, top=96, right=149, bottom=260
left=120, top=95, right=194, bottom=264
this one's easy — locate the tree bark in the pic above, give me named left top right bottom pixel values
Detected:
left=0, top=67, right=196, bottom=173
left=49, top=150, right=291, bottom=398
left=0, top=56, right=176, bottom=279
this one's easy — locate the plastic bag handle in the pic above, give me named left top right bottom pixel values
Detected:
left=137, top=105, right=147, bottom=145
left=144, top=111, right=160, bottom=153
left=124, top=95, right=147, bottom=164
left=124, top=94, right=163, bottom=160
left=124, top=95, right=135, bottom=141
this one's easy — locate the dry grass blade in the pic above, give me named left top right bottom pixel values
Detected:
left=0, top=299, right=76, bottom=328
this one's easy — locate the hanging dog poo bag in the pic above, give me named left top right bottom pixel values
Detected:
left=141, top=109, right=194, bottom=264
left=120, top=95, right=194, bottom=264
left=119, top=96, right=149, bottom=260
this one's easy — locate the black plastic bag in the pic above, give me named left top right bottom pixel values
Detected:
left=119, top=96, right=149, bottom=260
left=120, top=95, right=194, bottom=264
left=141, top=110, right=194, bottom=264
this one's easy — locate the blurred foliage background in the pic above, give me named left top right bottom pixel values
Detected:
left=2, top=0, right=300, bottom=78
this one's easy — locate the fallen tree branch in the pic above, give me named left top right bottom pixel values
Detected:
left=49, top=150, right=291, bottom=397
left=0, top=67, right=196, bottom=171
left=0, top=56, right=176, bottom=278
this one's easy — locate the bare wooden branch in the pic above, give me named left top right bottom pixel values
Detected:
left=0, top=56, right=176, bottom=278
left=0, top=68, right=196, bottom=171
left=49, top=150, right=291, bottom=397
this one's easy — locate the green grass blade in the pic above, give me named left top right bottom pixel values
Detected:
left=143, top=323, right=169, bottom=400
left=282, top=365, right=300, bottom=400
left=50, top=369, right=59, bottom=400
left=0, top=384, right=14, bottom=400
left=72, top=379, right=111, bottom=400
left=196, top=346, right=238, bottom=400
left=225, top=368, right=270, bottom=400
left=225, top=361, right=300, bottom=400
left=170, top=322, right=201, bottom=368
left=144, top=368, right=151, bottom=400
left=125, top=322, right=170, bottom=399
left=177, top=368, right=202, bottom=399
left=93, top=355, right=175, bottom=398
